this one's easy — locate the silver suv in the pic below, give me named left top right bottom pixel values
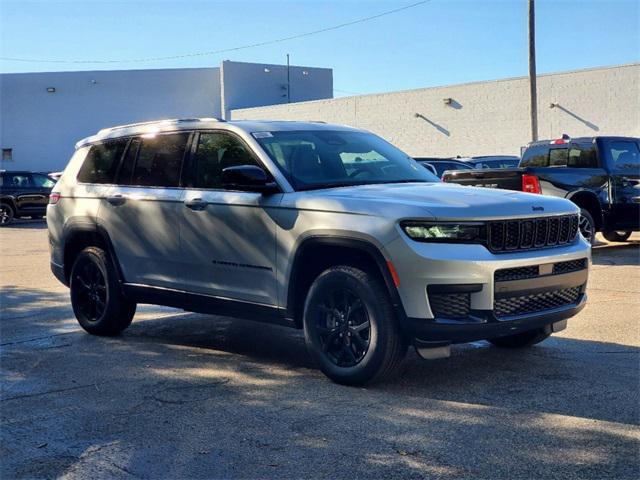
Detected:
left=48, top=118, right=590, bottom=385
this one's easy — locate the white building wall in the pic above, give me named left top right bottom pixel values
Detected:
left=231, top=64, right=640, bottom=157
left=220, top=60, right=333, bottom=119
left=0, top=68, right=221, bottom=171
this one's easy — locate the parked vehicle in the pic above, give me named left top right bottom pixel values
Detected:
left=442, top=136, right=640, bottom=244
left=48, top=119, right=590, bottom=385
left=414, top=157, right=473, bottom=178
left=0, top=170, right=56, bottom=225
left=460, top=155, right=520, bottom=169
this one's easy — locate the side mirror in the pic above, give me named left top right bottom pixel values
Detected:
left=221, top=165, right=279, bottom=193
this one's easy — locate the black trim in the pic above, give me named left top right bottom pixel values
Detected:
left=286, top=236, right=407, bottom=323
left=427, top=284, right=483, bottom=294
left=122, top=284, right=294, bottom=328
left=494, top=269, right=588, bottom=298
left=404, top=295, right=586, bottom=344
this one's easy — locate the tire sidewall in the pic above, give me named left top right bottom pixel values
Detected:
left=578, top=208, right=596, bottom=245
left=303, top=268, right=392, bottom=384
left=69, top=249, right=112, bottom=331
left=0, top=203, right=15, bottom=226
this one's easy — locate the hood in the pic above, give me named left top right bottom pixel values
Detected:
left=286, top=182, right=578, bottom=219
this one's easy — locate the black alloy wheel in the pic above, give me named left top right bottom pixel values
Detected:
left=70, top=246, right=136, bottom=335
left=72, top=256, right=108, bottom=322
left=314, top=288, right=371, bottom=367
left=303, top=265, right=407, bottom=385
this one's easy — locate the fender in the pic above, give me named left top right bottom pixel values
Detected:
left=286, top=235, right=408, bottom=323
left=565, top=189, right=604, bottom=226
left=62, top=219, right=126, bottom=286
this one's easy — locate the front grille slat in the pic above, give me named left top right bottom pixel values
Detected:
left=488, top=214, right=578, bottom=253
left=494, top=286, right=582, bottom=317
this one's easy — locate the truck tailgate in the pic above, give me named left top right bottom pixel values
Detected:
left=442, top=168, right=526, bottom=191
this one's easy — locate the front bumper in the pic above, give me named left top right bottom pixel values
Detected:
left=385, top=234, right=591, bottom=343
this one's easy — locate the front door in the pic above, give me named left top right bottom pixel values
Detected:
left=98, top=132, right=190, bottom=289
left=180, top=131, right=279, bottom=305
left=603, top=139, right=640, bottom=230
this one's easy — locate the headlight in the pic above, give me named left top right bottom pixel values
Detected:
left=401, top=221, right=487, bottom=243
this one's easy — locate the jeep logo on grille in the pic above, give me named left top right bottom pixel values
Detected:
left=532, top=206, right=545, bottom=212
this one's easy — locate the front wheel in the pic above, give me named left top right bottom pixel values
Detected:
left=70, top=246, right=136, bottom=336
left=578, top=209, right=596, bottom=245
left=602, top=230, right=632, bottom=242
left=0, top=204, right=15, bottom=226
left=303, top=266, right=407, bottom=386
left=489, top=328, right=550, bottom=348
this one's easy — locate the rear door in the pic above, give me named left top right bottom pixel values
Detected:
left=601, top=138, right=640, bottom=230
left=99, top=132, right=190, bottom=289
left=180, top=130, right=279, bottom=305
left=30, top=173, right=56, bottom=212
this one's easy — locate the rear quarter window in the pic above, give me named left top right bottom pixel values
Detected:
left=521, top=145, right=549, bottom=167
left=77, top=139, right=128, bottom=184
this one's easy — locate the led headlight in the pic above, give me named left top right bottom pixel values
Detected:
left=401, top=222, right=487, bottom=243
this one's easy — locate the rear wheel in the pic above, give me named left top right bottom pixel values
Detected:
left=578, top=209, right=596, bottom=245
left=0, top=204, right=15, bottom=226
left=602, top=230, right=632, bottom=242
left=70, top=246, right=136, bottom=335
left=489, top=328, right=550, bottom=348
left=303, top=265, right=407, bottom=385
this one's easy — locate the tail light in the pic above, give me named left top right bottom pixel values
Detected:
left=522, top=174, right=541, bottom=194
left=49, top=192, right=61, bottom=204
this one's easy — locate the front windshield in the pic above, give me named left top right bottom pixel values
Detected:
left=254, top=130, right=439, bottom=190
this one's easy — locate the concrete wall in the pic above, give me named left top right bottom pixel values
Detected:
left=220, top=60, right=333, bottom=119
left=231, top=64, right=640, bottom=157
left=0, top=68, right=221, bottom=171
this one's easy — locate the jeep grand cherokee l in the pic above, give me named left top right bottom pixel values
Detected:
left=47, top=119, right=591, bottom=385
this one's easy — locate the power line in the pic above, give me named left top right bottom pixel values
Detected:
left=0, top=1, right=430, bottom=64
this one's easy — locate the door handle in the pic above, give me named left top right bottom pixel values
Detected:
left=106, top=195, right=126, bottom=206
left=632, top=196, right=640, bottom=204
left=184, top=198, right=207, bottom=211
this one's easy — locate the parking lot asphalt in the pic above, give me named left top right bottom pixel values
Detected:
left=1, top=220, right=639, bottom=479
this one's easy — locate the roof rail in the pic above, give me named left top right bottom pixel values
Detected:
left=97, top=117, right=224, bottom=135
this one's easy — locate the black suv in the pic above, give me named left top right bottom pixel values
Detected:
left=0, top=171, right=56, bottom=225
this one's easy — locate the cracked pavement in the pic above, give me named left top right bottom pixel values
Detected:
left=1, top=221, right=639, bottom=479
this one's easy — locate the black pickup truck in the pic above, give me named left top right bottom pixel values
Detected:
left=443, top=136, right=640, bottom=243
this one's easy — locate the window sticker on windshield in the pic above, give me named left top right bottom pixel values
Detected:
left=252, top=132, right=273, bottom=139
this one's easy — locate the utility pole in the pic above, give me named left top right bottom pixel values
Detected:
left=528, top=0, right=538, bottom=142
left=286, top=53, right=291, bottom=103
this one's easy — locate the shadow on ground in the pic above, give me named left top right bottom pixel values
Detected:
left=1, top=280, right=639, bottom=479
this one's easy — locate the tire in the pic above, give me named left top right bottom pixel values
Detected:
left=489, top=328, right=551, bottom=348
left=0, top=203, right=15, bottom=226
left=70, top=246, right=136, bottom=336
left=303, top=265, right=407, bottom=385
left=578, top=208, right=596, bottom=245
left=602, top=230, right=632, bottom=242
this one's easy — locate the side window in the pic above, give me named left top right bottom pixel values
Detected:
left=608, top=141, right=640, bottom=170
left=3, top=173, right=31, bottom=188
left=32, top=173, right=56, bottom=188
left=568, top=144, right=598, bottom=168
left=521, top=145, right=549, bottom=167
left=131, top=133, right=189, bottom=187
left=192, top=132, right=259, bottom=189
left=117, top=138, right=140, bottom=185
left=549, top=148, right=568, bottom=167
left=77, top=139, right=128, bottom=184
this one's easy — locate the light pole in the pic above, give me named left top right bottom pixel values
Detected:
left=528, top=0, right=538, bottom=142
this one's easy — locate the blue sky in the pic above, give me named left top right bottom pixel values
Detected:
left=1, top=0, right=638, bottom=97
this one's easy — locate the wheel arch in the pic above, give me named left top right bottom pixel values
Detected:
left=286, top=236, right=406, bottom=328
left=566, top=190, right=603, bottom=230
left=62, top=223, right=124, bottom=286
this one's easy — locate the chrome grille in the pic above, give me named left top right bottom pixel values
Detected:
left=488, top=215, right=579, bottom=253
